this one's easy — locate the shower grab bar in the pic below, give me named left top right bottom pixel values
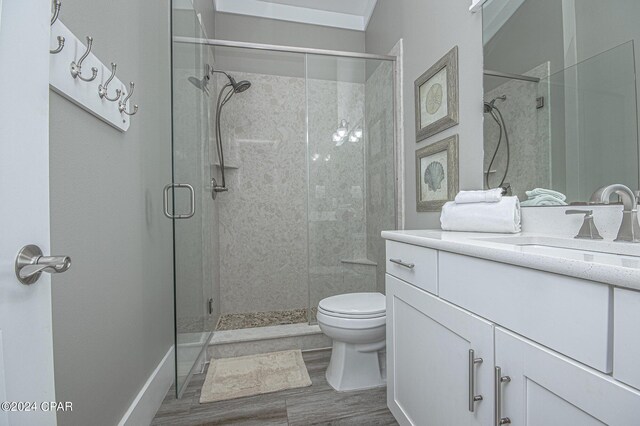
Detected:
left=163, top=183, right=195, bottom=219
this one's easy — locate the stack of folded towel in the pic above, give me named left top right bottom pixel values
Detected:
left=440, top=189, right=521, bottom=233
left=520, top=188, right=567, bottom=206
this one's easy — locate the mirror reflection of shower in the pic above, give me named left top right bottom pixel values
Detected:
left=483, top=95, right=510, bottom=190
left=205, top=66, right=251, bottom=197
left=188, top=64, right=212, bottom=95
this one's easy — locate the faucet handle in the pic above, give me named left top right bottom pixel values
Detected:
left=566, top=209, right=594, bottom=217
left=565, top=209, right=603, bottom=240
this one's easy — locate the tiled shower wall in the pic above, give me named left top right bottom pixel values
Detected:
left=214, top=68, right=394, bottom=316
left=216, top=72, right=309, bottom=314
left=307, top=76, right=382, bottom=311
left=365, top=61, right=397, bottom=294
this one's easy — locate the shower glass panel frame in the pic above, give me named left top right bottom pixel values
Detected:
left=171, top=6, right=216, bottom=398
left=171, top=30, right=397, bottom=397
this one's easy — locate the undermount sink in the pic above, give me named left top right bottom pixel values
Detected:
left=474, top=235, right=640, bottom=268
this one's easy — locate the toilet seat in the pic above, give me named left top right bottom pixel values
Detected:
left=316, top=309, right=386, bottom=329
left=318, top=292, right=385, bottom=317
left=317, top=306, right=385, bottom=320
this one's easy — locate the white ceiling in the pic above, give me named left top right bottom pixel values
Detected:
left=214, top=0, right=378, bottom=31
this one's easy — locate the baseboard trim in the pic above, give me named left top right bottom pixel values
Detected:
left=118, top=346, right=174, bottom=426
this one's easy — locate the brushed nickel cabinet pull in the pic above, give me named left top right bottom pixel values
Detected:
left=494, top=366, right=511, bottom=425
left=389, top=258, right=415, bottom=269
left=468, top=349, right=483, bottom=412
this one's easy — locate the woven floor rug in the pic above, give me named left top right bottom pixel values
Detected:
left=199, top=349, right=312, bottom=403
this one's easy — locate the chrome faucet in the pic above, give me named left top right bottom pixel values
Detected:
left=590, top=184, right=640, bottom=242
left=565, top=210, right=603, bottom=240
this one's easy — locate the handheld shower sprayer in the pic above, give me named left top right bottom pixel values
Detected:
left=484, top=95, right=510, bottom=190
left=484, top=95, right=507, bottom=113
left=210, top=68, right=252, bottom=198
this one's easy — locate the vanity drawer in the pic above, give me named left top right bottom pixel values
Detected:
left=439, top=251, right=612, bottom=373
left=386, top=241, right=438, bottom=294
left=614, top=288, right=640, bottom=390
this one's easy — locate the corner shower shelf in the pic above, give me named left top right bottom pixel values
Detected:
left=340, top=258, right=378, bottom=267
left=213, top=163, right=240, bottom=169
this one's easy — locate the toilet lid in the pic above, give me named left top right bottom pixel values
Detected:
left=318, top=292, right=385, bottom=316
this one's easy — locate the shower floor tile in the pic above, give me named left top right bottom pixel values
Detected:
left=216, top=308, right=317, bottom=331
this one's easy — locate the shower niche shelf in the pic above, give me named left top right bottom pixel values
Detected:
left=340, top=258, right=378, bottom=267
left=213, top=163, right=239, bottom=170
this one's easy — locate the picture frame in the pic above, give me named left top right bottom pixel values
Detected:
left=416, top=134, right=459, bottom=212
left=414, top=46, right=459, bottom=142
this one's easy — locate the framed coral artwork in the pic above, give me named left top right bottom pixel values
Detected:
left=416, top=134, right=459, bottom=212
left=415, top=47, right=459, bottom=141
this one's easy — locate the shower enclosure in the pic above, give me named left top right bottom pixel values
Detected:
left=170, top=6, right=397, bottom=397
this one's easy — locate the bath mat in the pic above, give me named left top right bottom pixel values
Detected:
left=199, top=350, right=312, bottom=403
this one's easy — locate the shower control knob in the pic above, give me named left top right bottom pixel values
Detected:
left=210, top=177, right=228, bottom=200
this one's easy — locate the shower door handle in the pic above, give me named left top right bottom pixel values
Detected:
left=163, top=183, right=196, bottom=219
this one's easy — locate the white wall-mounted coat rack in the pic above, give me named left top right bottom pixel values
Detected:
left=49, top=19, right=135, bottom=132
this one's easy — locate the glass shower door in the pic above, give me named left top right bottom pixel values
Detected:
left=170, top=5, right=214, bottom=397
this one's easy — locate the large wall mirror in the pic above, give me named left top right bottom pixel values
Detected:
left=482, top=0, right=640, bottom=206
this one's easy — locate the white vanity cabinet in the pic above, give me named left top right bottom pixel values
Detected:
left=495, top=328, right=640, bottom=426
left=387, top=274, right=494, bottom=426
left=613, top=288, right=640, bottom=390
left=384, top=238, right=640, bottom=426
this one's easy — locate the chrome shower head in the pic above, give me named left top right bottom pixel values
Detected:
left=188, top=64, right=212, bottom=94
left=188, top=75, right=209, bottom=93
left=234, top=80, right=251, bottom=93
left=484, top=95, right=506, bottom=112
left=212, top=69, right=251, bottom=94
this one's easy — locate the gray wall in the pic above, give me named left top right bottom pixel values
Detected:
left=212, top=12, right=366, bottom=80
left=366, top=0, right=485, bottom=229
left=214, top=12, right=366, bottom=52
left=49, top=0, right=173, bottom=425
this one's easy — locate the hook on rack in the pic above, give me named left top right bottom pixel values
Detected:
left=70, top=36, right=98, bottom=82
left=51, top=0, right=61, bottom=25
left=50, top=36, right=65, bottom=55
left=98, top=63, right=122, bottom=102
left=50, top=0, right=65, bottom=54
left=118, top=82, right=139, bottom=116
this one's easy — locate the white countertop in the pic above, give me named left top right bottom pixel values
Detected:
left=381, top=230, right=640, bottom=291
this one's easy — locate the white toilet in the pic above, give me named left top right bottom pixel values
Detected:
left=316, top=292, right=386, bottom=392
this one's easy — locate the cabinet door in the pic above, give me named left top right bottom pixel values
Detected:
left=386, top=274, right=494, bottom=426
left=495, top=328, right=640, bottom=426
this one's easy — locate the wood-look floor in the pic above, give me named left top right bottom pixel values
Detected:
left=152, top=349, right=398, bottom=425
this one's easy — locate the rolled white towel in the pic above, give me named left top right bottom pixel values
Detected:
left=454, top=188, right=503, bottom=204
left=525, top=188, right=566, bottom=202
left=520, top=194, right=567, bottom=206
left=440, top=196, right=521, bottom=233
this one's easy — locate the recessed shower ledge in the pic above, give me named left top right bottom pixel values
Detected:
left=213, top=163, right=239, bottom=169
left=340, top=258, right=378, bottom=266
